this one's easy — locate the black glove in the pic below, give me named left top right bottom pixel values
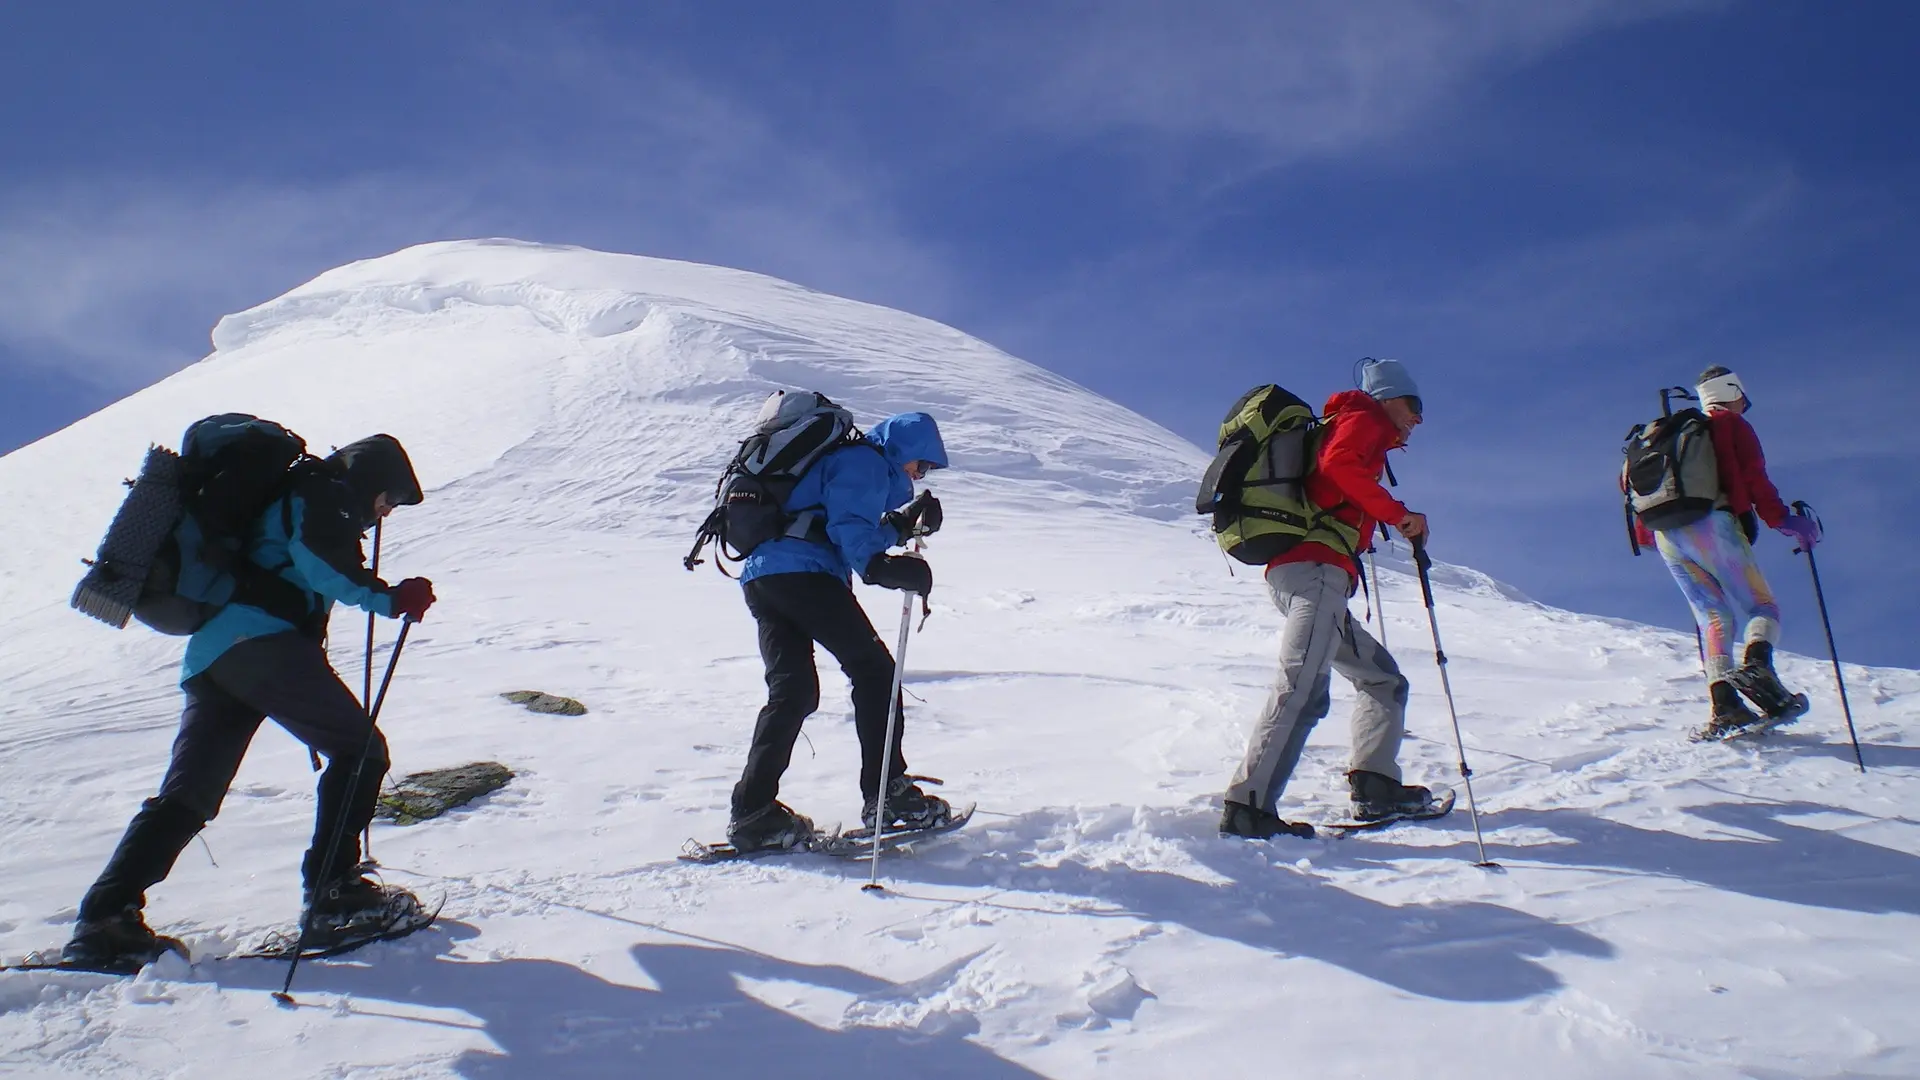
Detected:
left=863, top=553, right=933, bottom=595
left=882, top=490, right=944, bottom=543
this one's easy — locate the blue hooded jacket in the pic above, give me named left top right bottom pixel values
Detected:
left=181, top=435, right=421, bottom=683
left=739, top=412, right=949, bottom=584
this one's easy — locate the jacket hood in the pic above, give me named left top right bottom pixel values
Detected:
left=868, top=413, right=948, bottom=471
left=1323, top=389, right=1388, bottom=419
left=327, top=434, right=423, bottom=517
left=1323, top=390, right=1404, bottom=448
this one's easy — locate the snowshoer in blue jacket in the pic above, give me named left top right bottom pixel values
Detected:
left=726, top=411, right=954, bottom=853
left=65, top=435, right=438, bottom=969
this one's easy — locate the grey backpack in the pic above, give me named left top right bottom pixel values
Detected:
left=684, top=390, right=869, bottom=572
left=1622, top=408, right=1724, bottom=532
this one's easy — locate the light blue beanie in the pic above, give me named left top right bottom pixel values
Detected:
left=1358, top=357, right=1421, bottom=406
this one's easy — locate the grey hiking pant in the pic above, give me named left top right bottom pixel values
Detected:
left=1226, top=561, right=1410, bottom=813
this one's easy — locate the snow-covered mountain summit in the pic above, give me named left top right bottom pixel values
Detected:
left=2, top=242, right=1916, bottom=1079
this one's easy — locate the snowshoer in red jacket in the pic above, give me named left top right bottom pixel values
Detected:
left=1642, top=366, right=1822, bottom=740
left=1221, top=358, right=1437, bottom=839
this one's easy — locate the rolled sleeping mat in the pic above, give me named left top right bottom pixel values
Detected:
left=71, top=445, right=183, bottom=629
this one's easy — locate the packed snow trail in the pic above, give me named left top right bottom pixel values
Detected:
left=2, top=241, right=1916, bottom=1079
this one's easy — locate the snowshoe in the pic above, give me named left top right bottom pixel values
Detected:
left=1348, top=770, right=1435, bottom=822
left=862, top=775, right=952, bottom=832
left=813, top=803, right=977, bottom=858
left=302, top=866, right=426, bottom=945
left=1219, top=800, right=1315, bottom=840
left=44, top=907, right=187, bottom=974
left=240, top=894, right=441, bottom=962
left=685, top=804, right=976, bottom=864
left=1323, top=786, right=1456, bottom=833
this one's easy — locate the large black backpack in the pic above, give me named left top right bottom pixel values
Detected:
left=684, top=390, right=870, bottom=573
left=73, top=414, right=314, bottom=634
left=1622, top=407, right=1724, bottom=536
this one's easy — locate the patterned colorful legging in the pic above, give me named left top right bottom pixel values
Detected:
left=1654, top=511, right=1780, bottom=682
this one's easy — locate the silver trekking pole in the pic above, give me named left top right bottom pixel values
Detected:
left=1411, top=537, right=1499, bottom=870
left=864, top=538, right=925, bottom=893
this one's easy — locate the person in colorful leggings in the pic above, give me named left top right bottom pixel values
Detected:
left=1647, top=366, right=1822, bottom=739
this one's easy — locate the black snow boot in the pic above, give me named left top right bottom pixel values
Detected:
left=303, top=865, right=423, bottom=938
left=1219, top=800, right=1315, bottom=840
left=727, top=801, right=816, bottom=853
left=1728, top=641, right=1802, bottom=718
left=1691, top=681, right=1762, bottom=742
left=1348, top=771, right=1434, bottom=821
left=62, top=906, right=174, bottom=971
left=862, top=776, right=952, bottom=832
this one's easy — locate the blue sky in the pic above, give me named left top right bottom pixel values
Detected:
left=3, top=1, right=1915, bottom=670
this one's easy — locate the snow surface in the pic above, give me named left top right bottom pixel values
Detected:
left=2, top=240, right=1916, bottom=1079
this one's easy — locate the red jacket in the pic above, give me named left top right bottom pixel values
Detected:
left=1269, top=390, right=1408, bottom=579
left=1706, top=409, right=1788, bottom=529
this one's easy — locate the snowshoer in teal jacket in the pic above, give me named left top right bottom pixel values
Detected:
left=65, top=434, right=439, bottom=972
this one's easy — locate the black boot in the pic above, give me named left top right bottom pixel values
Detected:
left=727, top=801, right=816, bottom=853
left=1348, top=770, right=1434, bottom=821
left=303, top=864, right=423, bottom=938
left=863, top=776, right=952, bottom=832
left=1692, top=681, right=1762, bottom=741
left=1728, top=641, right=1803, bottom=718
left=62, top=906, right=176, bottom=972
left=1219, top=800, right=1315, bottom=840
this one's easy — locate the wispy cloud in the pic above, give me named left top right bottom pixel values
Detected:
left=0, top=178, right=474, bottom=391
left=0, top=18, right=959, bottom=399
left=909, top=0, right=1720, bottom=161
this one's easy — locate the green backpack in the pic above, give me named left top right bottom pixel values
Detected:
left=1195, top=384, right=1359, bottom=565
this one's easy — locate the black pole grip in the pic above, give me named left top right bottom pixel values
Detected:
left=1412, top=535, right=1437, bottom=609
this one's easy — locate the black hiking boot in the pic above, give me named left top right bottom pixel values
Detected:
left=1728, top=641, right=1805, bottom=719
left=303, top=865, right=423, bottom=939
left=1348, top=770, right=1434, bottom=822
left=1691, top=681, right=1764, bottom=742
left=727, top=801, right=816, bottom=853
left=1219, top=800, right=1315, bottom=840
left=862, top=776, right=952, bottom=832
left=62, top=906, right=176, bottom=971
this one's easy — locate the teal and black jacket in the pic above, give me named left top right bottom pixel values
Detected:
left=182, top=435, right=422, bottom=682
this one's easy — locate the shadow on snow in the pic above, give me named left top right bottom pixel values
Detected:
left=863, top=806, right=1614, bottom=1004
left=201, top=925, right=1045, bottom=1080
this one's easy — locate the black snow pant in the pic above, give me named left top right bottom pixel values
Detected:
left=78, top=632, right=390, bottom=921
left=732, top=572, right=908, bottom=818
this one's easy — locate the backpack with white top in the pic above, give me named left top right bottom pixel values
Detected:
left=684, top=390, right=872, bottom=573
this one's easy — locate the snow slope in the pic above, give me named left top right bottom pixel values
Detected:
left=2, top=240, right=1916, bottom=1079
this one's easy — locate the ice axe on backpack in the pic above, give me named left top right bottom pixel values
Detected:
left=1789, top=501, right=1865, bottom=772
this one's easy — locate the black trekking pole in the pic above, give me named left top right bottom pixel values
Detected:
left=274, top=617, right=413, bottom=1006
left=365, top=519, right=382, bottom=709
left=1790, top=501, right=1865, bottom=773
left=360, top=519, right=383, bottom=862
left=1411, top=537, right=1499, bottom=870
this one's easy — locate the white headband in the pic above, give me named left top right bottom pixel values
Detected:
left=1697, top=372, right=1746, bottom=407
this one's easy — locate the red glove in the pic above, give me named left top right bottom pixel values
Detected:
left=390, top=577, right=436, bottom=622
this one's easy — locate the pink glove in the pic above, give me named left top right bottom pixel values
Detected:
left=1777, top=514, right=1821, bottom=551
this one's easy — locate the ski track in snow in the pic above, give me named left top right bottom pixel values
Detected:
left=2, top=240, right=1916, bottom=1079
